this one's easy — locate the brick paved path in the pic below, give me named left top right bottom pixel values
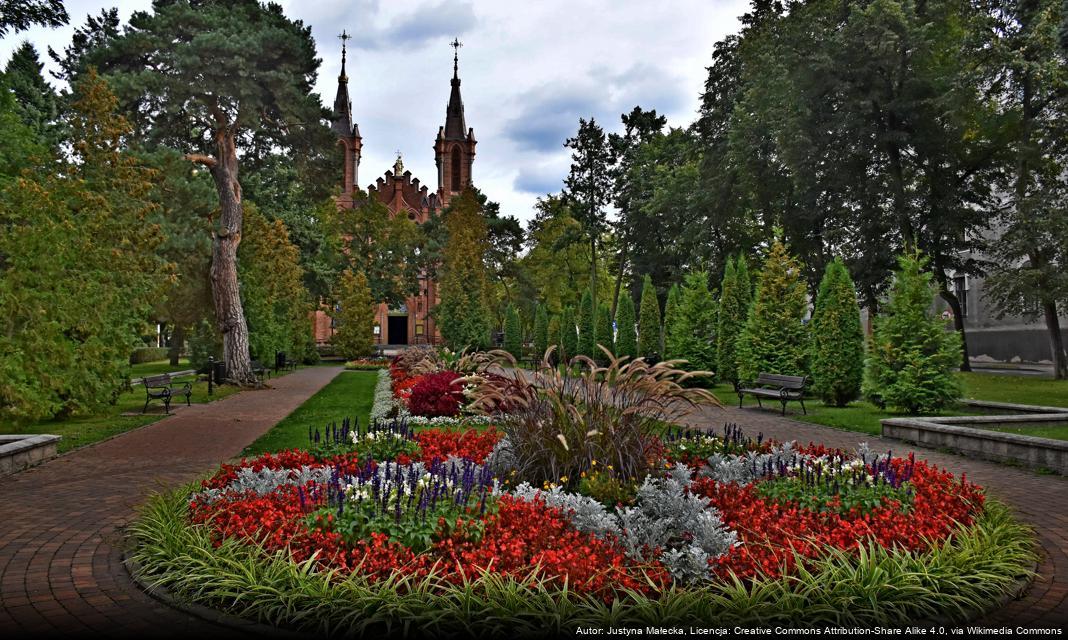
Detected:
left=682, top=402, right=1068, bottom=627
left=0, top=366, right=343, bottom=638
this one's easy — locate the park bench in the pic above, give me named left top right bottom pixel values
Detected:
left=275, top=352, right=297, bottom=373
left=735, top=373, right=808, bottom=416
left=141, top=373, right=192, bottom=414
left=251, top=359, right=271, bottom=380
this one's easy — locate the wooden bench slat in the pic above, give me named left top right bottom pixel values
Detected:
left=736, top=372, right=808, bottom=416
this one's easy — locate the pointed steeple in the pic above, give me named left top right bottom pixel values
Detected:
left=331, top=31, right=354, bottom=138
left=443, top=37, right=467, bottom=140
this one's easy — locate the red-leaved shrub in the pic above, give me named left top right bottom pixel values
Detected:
left=407, top=371, right=465, bottom=417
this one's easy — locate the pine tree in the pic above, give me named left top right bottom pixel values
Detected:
left=2, top=42, right=59, bottom=145
left=615, top=291, right=637, bottom=359
left=560, top=306, right=578, bottom=362
left=504, top=303, right=523, bottom=359
left=595, top=303, right=614, bottom=363
left=717, top=255, right=753, bottom=386
left=638, top=274, right=662, bottom=360
left=810, top=258, right=865, bottom=406
left=736, top=240, right=809, bottom=383
left=577, top=288, right=596, bottom=358
left=546, top=313, right=560, bottom=365
left=673, top=271, right=718, bottom=374
left=863, top=253, right=962, bottom=413
left=663, top=283, right=682, bottom=358
left=436, top=189, right=492, bottom=351
left=332, top=269, right=375, bottom=360
left=533, top=304, right=549, bottom=360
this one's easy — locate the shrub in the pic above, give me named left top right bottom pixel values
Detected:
left=863, top=253, right=962, bottom=413
left=560, top=306, right=578, bottom=362
left=717, top=256, right=751, bottom=387
left=546, top=315, right=561, bottom=366
left=533, top=305, right=549, bottom=360
left=595, top=303, right=614, bottom=364
left=466, top=351, right=719, bottom=489
left=638, top=275, right=662, bottom=360
left=736, top=240, right=808, bottom=384
left=810, top=258, right=864, bottom=406
left=671, top=271, right=718, bottom=375
left=189, top=318, right=222, bottom=371
left=663, top=283, right=681, bottom=358
left=331, top=269, right=375, bottom=360
left=577, top=288, right=595, bottom=358
left=436, top=188, right=491, bottom=351
left=504, top=304, right=523, bottom=359
left=615, top=292, right=637, bottom=360
left=407, top=370, right=466, bottom=418
left=129, top=347, right=168, bottom=364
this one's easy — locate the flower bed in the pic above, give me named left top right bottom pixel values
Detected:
left=131, top=349, right=1036, bottom=632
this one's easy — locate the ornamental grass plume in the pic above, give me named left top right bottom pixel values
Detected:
left=462, top=347, right=721, bottom=489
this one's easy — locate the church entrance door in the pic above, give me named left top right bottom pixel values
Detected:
left=388, top=315, right=409, bottom=345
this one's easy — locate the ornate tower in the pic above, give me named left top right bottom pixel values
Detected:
left=332, top=31, right=362, bottom=209
left=435, top=38, right=476, bottom=205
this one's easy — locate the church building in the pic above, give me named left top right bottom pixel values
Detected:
left=313, top=37, right=476, bottom=347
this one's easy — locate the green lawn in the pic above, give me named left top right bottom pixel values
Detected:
left=713, top=372, right=1068, bottom=436
left=129, top=357, right=194, bottom=378
left=984, top=423, right=1068, bottom=441
left=2, top=373, right=240, bottom=454
left=242, top=369, right=378, bottom=456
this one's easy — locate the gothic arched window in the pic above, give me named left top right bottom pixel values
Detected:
left=451, top=146, right=462, bottom=192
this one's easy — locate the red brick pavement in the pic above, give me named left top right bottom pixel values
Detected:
left=682, top=402, right=1068, bottom=628
left=0, top=366, right=343, bottom=639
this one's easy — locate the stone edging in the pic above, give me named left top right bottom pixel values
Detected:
left=0, top=434, right=61, bottom=476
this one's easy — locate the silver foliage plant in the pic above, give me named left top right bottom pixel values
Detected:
left=511, top=465, right=737, bottom=584
left=701, top=441, right=799, bottom=485
left=194, top=465, right=334, bottom=504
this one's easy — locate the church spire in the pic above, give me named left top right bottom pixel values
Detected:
left=443, top=37, right=467, bottom=140
left=331, top=31, right=354, bottom=138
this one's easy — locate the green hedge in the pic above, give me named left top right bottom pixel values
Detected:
left=129, top=347, right=169, bottom=364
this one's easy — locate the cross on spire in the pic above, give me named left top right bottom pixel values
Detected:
left=338, top=30, right=351, bottom=75
left=450, top=37, right=462, bottom=77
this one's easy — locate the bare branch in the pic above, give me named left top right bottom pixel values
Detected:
left=184, top=153, right=217, bottom=167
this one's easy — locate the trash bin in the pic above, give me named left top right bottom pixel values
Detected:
left=212, top=360, right=227, bottom=385
left=275, top=351, right=286, bottom=372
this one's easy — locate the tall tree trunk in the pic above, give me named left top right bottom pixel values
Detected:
left=611, top=242, right=628, bottom=319
left=206, top=131, right=254, bottom=384
left=1042, top=301, right=1067, bottom=380
left=589, top=236, right=597, bottom=309
left=168, top=324, right=185, bottom=366
left=938, top=289, right=972, bottom=372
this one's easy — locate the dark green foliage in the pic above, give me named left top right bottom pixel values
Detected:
left=435, top=189, right=491, bottom=351
left=504, top=304, right=523, bottom=359
left=595, top=303, right=614, bottom=363
left=716, top=257, right=748, bottom=386
left=129, top=348, right=169, bottom=365
left=332, top=270, right=375, bottom=360
left=559, top=306, right=578, bottom=361
left=577, top=288, right=595, bottom=358
left=563, top=118, right=613, bottom=301
left=0, top=0, right=67, bottom=36
left=863, top=253, right=962, bottom=413
left=811, top=259, right=865, bottom=406
left=736, top=240, right=809, bottom=384
left=188, top=319, right=222, bottom=371
left=615, top=292, right=637, bottom=359
left=671, top=271, right=718, bottom=374
left=2, top=42, right=59, bottom=145
left=637, top=274, right=662, bottom=359
left=533, top=305, right=549, bottom=359
left=662, top=283, right=682, bottom=358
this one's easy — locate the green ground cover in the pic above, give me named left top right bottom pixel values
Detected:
left=129, top=357, right=195, bottom=378
left=984, top=423, right=1068, bottom=442
left=243, top=369, right=377, bottom=456
left=959, top=373, right=1068, bottom=408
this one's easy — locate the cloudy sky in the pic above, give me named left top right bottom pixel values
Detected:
left=1, top=0, right=749, bottom=222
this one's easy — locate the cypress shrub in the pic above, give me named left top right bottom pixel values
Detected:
left=615, top=292, right=637, bottom=359
left=533, top=304, right=549, bottom=360
left=637, top=274, right=662, bottom=360
left=503, top=303, right=523, bottom=359
left=674, top=271, right=718, bottom=374
left=577, top=288, right=595, bottom=358
left=863, top=253, right=962, bottom=413
left=595, top=303, right=614, bottom=363
left=547, top=314, right=561, bottom=365
left=717, top=256, right=751, bottom=387
left=663, top=283, right=682, bottom=358
left=736, top=240, right=809, bottom=384
left=810, top=258, right=865, bottom=406
left=332, top=269, right=375, bottom=360
left=560, top=306, right=578, bottom=362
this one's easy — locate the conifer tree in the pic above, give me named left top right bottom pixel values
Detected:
left=810, top=258, right=865, bottom=406
left=595, top=303, right=614, bottom=363
left=638, top=274, right=662, bottom=359
left=2, top=42, right=59, bottom=145
left=736, top=240, right=809, bottom=383
left=663, top=283, right=682, bottom=358
left=504, top=303, right=523, bottom=359
left=533, top=304, right=549, bottom=359
left=863, top=253, right=962, bottom=413
left=615, top=291, right=638, bottom=359
left=436, top=188, right=491, bottom=351
left=717, top=256, right=751, bottom=386
left=560, top=306, right=578, bottom=362
left=674, top=271, right=718, bottom=374
left=332, top=269, right=375, bottom=360
left=577, top=288, right=596, bottom=358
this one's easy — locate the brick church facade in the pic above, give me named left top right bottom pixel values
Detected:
left=313, top=39, right=476, bottom=347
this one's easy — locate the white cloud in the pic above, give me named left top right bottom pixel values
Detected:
left=0, top=0, right=747, bottom=222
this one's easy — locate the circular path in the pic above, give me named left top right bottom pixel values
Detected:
left=0, top=365, right=343, bottom=638
left=681, top=401, right=1068, bottom=627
